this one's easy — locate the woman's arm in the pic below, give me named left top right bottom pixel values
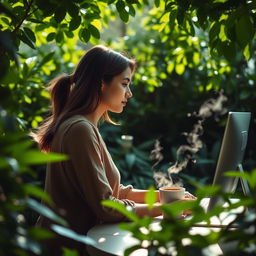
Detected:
left=126, top=189, right=160, bottom=203
left=134, top=202, right=162, bottom=217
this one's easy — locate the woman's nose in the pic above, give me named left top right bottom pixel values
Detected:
left=126, top=87, right=133, bottom=98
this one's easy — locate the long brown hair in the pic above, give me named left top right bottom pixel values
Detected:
left=31, top=45, right=136, bottom=152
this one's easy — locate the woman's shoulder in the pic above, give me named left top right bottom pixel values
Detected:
left=60, top=115, right=98, bottom=136
left=54, top=115, right=102, bottom=153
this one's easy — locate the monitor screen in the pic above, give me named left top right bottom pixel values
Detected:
left=207, top=111, right=251, bottom=211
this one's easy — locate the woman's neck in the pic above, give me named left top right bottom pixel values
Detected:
left=84, top=105, right=105, bottom=127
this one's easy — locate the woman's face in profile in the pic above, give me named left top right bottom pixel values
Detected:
left=100, top=67, right=133, bottom=113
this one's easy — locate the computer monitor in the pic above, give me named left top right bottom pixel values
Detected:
left=207, top=112, right=251, bottom=211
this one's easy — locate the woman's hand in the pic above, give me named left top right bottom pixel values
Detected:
left=184, top=191, right=197, bottom=200
left=181, top=191, right=197, bottom=217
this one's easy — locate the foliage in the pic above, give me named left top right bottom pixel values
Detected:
left=1, top=0, right=256, bottom=255
left=0, top=112, right=69, bottom=255
left=103, top=169, right=256, bottom=256
left=1, top=1, right=256, bottom=184
left=107, top=7, right=256, bottom=187
left=156, top=0, right=256, bottom=60
left=0, top=111, right=99, bottom=255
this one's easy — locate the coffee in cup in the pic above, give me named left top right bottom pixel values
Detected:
left=159, top=186, right=185, bottom=204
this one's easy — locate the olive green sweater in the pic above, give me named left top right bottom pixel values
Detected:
left=37, top=115, right=134, bottom=255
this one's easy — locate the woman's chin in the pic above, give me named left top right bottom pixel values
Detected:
left=111, top=108, right=124, bottom=114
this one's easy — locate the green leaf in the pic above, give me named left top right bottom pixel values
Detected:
left=24, top=184, right=53, bottom=205
left=46, top=32, right=56, bottom=41
left=128, top=4, right=136, bottom=17
left=222, top=41, right=236, bottom=61
left=126, top=0, right=139, bottom=4
left=185, top=19, right=195, bottom=36
left=89, top=24, right=100, bottom=39
left=1, top=16, right=10, bottom=26
left=215, top=40, right=224, bottom=56
left=145, top=186, right=156, bottom=209
left=67, top=3, right=79, bottom=17
left=27, top=18, right=44, bottom=24
left=62, top=248, right=79, bottom=256
left=69, top=16, right=81, bottom=31
left=225, top=10, right=239, bottom=41
left=250, top=169, right=256, bottom=188
left=196, top=7, right=207, bottom=29
left=169, top=9, right=177, bottom=32
left=20, top=150, right=68, bottom=165
left=124, top=244, right=142, bottom=256
left=0, top=2, right=17, bottom=20
left=119, top=9, right=129, bottom=23
left=102, top=200, right=139, bottom=222
left=56, top=31, right=64, bottom=43
left=154, top=0, right=160, bottom=7
left=19, top=29, right=36, bottom=49
left=84, top=12, right=100, bottom=21
left=116, top=0, right=125, bottom=13
left=225, top=170, right=249, bottom=180
left=115, top=1, right=130, bottom=22
left=209, top=22, right=220, bottom=42
left=51, top=225, right=96, bottom=246
left=195, top=185, right=220, bottom=199
left=243, top=43, right=253, bottom=60
left=38, top=51, right=55, bottom=68
left=54, top=8, right=66, bottom=23
left=224, top=25, right=236, bottom=42
left=64, top=30, right=74, bottom=38
left=225, top=170, right=256, bottom=188
left=161, top=200, right=196, bottom=218
left=23, top=27, right=36, bottom=43
left=235, top=14, right=254, bottom=48
left=26, top=198, right=68, bottom=226
left=177, top=7, right=185, bottom=25
left=28, top=227, right=55, bottom=240
left=79, top=28, right=91, bottom=43
left=22, top=62, right=29, bottom=79
left=175, top=63, right=185, bottom=75
left=13, top=6, right=24, bottom=16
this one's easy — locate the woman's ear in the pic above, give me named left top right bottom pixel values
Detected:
left=101, top=81, right=106, bottom=92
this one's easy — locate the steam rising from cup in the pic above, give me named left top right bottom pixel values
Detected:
left=151, top=91, right=228, bottom=188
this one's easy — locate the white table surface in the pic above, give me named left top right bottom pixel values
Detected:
left=86, top=198, right=242, bottom=256
left=86, top=221, right=224, bottom=256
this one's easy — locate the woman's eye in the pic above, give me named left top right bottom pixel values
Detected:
left=122, top=83, right=128, bottom=87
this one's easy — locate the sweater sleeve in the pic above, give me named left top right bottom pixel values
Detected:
left=62, top=120, right=134, bottom=222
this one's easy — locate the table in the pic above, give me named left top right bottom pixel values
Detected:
left=86, top=198, right=243, bottom=256
left=86, top=221, right=224, bottom=256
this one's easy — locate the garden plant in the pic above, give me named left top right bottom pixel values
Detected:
left=1, top=0, right=256, bottom=255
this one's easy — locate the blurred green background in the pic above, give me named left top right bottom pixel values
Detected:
left=1, top=0, right=256, bottom=254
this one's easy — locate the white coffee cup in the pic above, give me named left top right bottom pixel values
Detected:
left=159, top=186, right=185, bottom=204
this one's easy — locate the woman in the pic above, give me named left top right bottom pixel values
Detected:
left=32, top=45, right=162, bottom=255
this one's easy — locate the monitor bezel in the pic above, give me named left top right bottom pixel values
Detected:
left=207, top=111, right=251, bottom=211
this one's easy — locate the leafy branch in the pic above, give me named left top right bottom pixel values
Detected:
left=13, top=0, right=35, bottom=33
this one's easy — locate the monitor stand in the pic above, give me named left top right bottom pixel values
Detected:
left=238, top=163, right=251, bottom=196
left=218, top=164, right=252, bottom=254
left=207, top=164, right=250, bottom=212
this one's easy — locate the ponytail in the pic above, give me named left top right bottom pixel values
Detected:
left=49, top=74, right=73, bottom=117
left=30, top=74, right=73, bottom=152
